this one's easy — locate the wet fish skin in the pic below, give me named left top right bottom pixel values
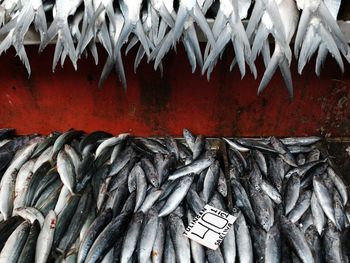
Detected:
left=134, top=163, right=148, bottom=212
left=84, top=212, right=131, bottom=263
left=250, top=185, right=274, bottom=232
left=280, top=216, right=314, bottom=263
left=287, top=190, right=312, bottom=223
left=310, top=192, right=326, bottom=235
left=168, top=155, right=214, bottom=180
left=57, top=150, right=76, bottom=194
left=35, top=210, right=56, bottom=263
left=202, top=161, right=220, bottom=203
left=231, top=179, right=256, bottom=224
left=265, top=224, right=281, bottom=263
left=327, top=167, right=348, bottom=205
left=17, top=220, right=40, bottom=263
left=169, top=213, right=191, bottom=263
left=187, top=210, right=205, bottom=263
left=139, top=208, right=159, bottom=263
left=333, top=190, right=346, bottom=232
left=163, top=227, right=176, bottom=263
left=284, top=174, right=301, bottom=215
left=0, top=221, right=30, bottom=263
left=120, top=211, right=144, bottom=263
left=141, top=158, right=160, bottom=188
left=159, top=175, right=194, bottom=217
left=152, top=217, right=165, bottom=263
left=78, top=208, right=113, bottom=263
left=235, top=213, right=253, bottom=263
left=58, top=186, right=93, bottom=253
left=313, top=176, right=336, bottom=225
left=270, top=137, right=297, bottom=167
left=323, top=222, right=344, bottom=263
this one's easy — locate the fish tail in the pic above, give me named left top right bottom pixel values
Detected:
left=186, top=25, right=203, bottom=70
left=294, top=8, right=311, bottom=58
left=134, top=46, right=145, bottom=73
left=98, top=23, right=113, bottom=58
left=115, top=51, right=127, bottom=91
left=99, top=56, right=114, bottom=88
left=89, top=42, right=98, bottom=65
left=257, top=46, right=283, bottom=96
left=173, top=4, right=188, bottom=44
left=183, top=37, right=197, bottom=73
left=125, top=36, right=139, bottom=55
left=191, top=2, right=215, bottom=47
left=315, top=43, right=327, bottom=77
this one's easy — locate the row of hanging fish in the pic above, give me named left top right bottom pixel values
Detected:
left=0, top=0, right=348, bottom=96
left=0, top=127, right=349, bottom=262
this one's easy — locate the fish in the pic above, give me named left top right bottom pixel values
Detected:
left=294, top=0, right=349, bottom=76
left=0, top=129, right=348, bottom=263
left=40, top=0, right=83, bottom=71
left=248, top=0, right=299, bottom=97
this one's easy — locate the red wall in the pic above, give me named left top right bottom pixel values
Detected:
left=0, top=44, right=349, bottom=137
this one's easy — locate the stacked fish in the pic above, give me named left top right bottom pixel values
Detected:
left=0, top=0, right=348, bottom=96
left=0, top=127, right=348, bottom=263
left=225, top=136, right=350, bottom=262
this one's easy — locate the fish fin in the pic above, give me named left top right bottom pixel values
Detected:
left=279, top=58, right=293, bottom=98
left=173, top=4, right=188, bottom=43
left=134, top=21, right=150, bottom=57
left=183, top=37, right=197, bottom=73
left=0, top=32, right=13, bottom=56
left=315, top=43, right=327, bottom=77
left=15, top=46, right=31, bottom=77
left=104, top=1, right=115, bottom=28
left=294, top=8, right=311, bottom=58
left=126, top=36, right=139, bottom=55
left=115, top=51, right=127, bottom=91
left=78, top=29, right=94, bottom=57
left=202, top=0, right=215, bottom=14
left=0, top=16, right=17, bottom=35
left=232, top=35, right=246, bottom=78
left=98, top=23, right=113, bottom=57
left=134, top=46, right=145, bottom=73
left=186, top=25, right=203, bottom=69
left=60, top=49, right=67, bottom=68
left=156, top=20, right=168, bottom=45
left=251, top=23, right=269, bottom=63
left=159, top=3, right=175, bottom=28
left=115, top=20, right=132, bottom=61
left=318, top=2, right=348, bottom=52
left=52, top=36, right=63, bottom=72
left=77, top=0, right=94, bottom=55
left=298, top=30, right=320, bottom=74
left=257, top=47, right=282, bottom=95
left=211, top=9, right=226, bottom=40
left=203, top=25, right=231, bottom=75
left=265, top=1, right=286, bottom=45
left=319, top=24, right=344, bottom=73
left=262, top=39, right=271, bottom=67
left=62, top=25, right=77, bottom=70
left=151, top=8, right=160, bottom=44
left=246, top=0, right=263, bottom=39
left=191, top=2, right=216, bottom=47
left=34, top=6, right=47, bottom=42
left=154, top=30, right=174, bottom=70
left=99, top=56, right=114, bottom=88
left=39, top=19, right=59, bottom=52
left=89, top=41, right=98, bottom=65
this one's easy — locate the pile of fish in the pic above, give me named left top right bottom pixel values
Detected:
left=0, top=127, right=349, bottom=263
left=0, top=0, right=348, bottom=96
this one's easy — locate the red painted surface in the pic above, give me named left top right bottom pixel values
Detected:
left=0, top=44, right=349, bottom=137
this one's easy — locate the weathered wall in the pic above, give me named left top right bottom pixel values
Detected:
left=0, top=45, right=349, bottom=137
